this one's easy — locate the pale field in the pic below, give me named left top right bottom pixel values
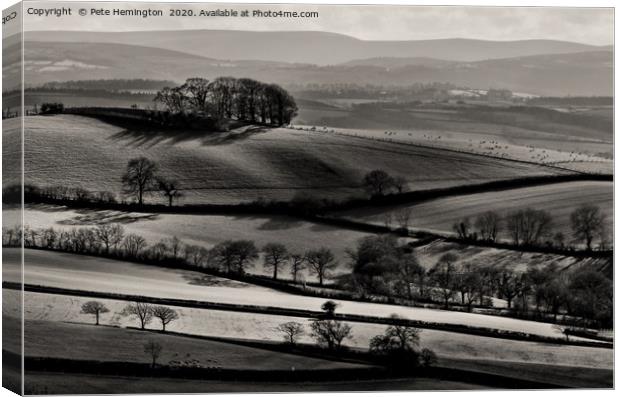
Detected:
left=3, top=248, right=584, bottom=339
left=4, top=115, right=571, bottom=205
left=2, top=289, right=613, bottom=369
left=337, top=181, right=613, bottom=242
left=413, top=240, right=612, bottom=276
left=290, top=123, right=612, bottom=174
left=16, top=204, right=385, bottom=274
left=293, top=101, right=612, bottom=170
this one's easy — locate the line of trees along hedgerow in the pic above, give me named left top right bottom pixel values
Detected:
left=3, top=221, right=612, bottom=329
left=154, top=77, right=298, bottom=126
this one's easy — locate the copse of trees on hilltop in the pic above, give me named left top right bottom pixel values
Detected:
left=154, top=77, right=298, bottom=126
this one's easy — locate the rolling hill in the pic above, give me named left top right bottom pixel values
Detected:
left=337, top=181, right=613, bottom=244
left=23, top=30, right=608, bottom=65
left=13, top=40, right=613, bottom=95
left=7, top=115, right=572, bottom=205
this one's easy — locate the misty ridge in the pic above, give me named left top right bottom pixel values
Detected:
left=4, top=30, right=613, bottom=96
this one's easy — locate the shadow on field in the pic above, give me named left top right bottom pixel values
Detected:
left=54, top=209, right=160, bottom=225
left=109, top=125, right=271, bottom=148
left=181, top=274, right=250, bottom=288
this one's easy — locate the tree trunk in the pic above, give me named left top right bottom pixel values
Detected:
left=95, top=312, right=99, bottom=325
left=273, top=265, right=278, bottom=280
left=168, top=196, right=173, bottom=207
left=162, top=323, right=166, bottom=332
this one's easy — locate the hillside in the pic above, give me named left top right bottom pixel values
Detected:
left=337, top=181, right=613, bottom=243
left=24, top=31, right=607, bottom=65
left=9, top=115, right=572, bottom=205
left=18, top=40, right=612, bottom=96
left=413, top=240, right=612, bottom=278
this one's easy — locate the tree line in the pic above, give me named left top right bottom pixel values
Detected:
left=347, top=234, right=612, bottom=328
left=82, top=297, right=437, bottom=370
left=4, top=220, right=612, bottom=328
left=154, top=77, right=298, bottom=126
left=449, top=205, right=609, bottom=251
left=362, top=169, right=610, bottom=252
left=3, top=223, right=337, bottom=286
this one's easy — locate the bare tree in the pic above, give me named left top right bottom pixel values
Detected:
left=505, top=208, right=553, bottom=246
left=310, top=319, right=352, bottom=350
left=392, top=176, right=408, bottom=194
left=152, top=306, right=179, bottom=331
left=262, top=243, right=289, bottom=280
left=370, top=314, right=420, bottom=354
left=570, top=205, right=605, bottom=251
left=95, top=224, right=125, bottom=254
left=185, top=245, right=209, bottom=267
left=306, top=248, right=338, bottom=286
left=430, top=253, right=458, bottom=308
left=394, top=208, right=413, bottom=230
left=181, top=77, right=211, bottom=112
left=122, top=302, right=153, bottom=329
left=122, top=234, right=147, bottom=258
left=81, top=301, right=109, bottom=325
left=157, top=177, right=183, bottom=207
left=391, top=253, right=424, bottom=301
left=122, top=157, right=158, bottom=205
left=362, top=169, right=395, bottom=197
left=154, top=86, right=185, bottom=113
left=290, top=253, right=306, bottom=283
left=276, top=321, right=305, bottom=345
left=496, top=271, right=521, bottom=309
left=474, top=211, right=501, bottom=242
left=452, top=217, right=471, bottom=239
left=144, top=340, right=163, bottom=368
left=165, top=236, right=183, bottom=259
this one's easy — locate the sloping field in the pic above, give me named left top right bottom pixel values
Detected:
left=3, top=290, right=613, bottom=370
left=413, top=240, right=612, bottom=277
left=4, top=317, right=366, bottom=371
left=3, top=249, right=585, bottom=339
left=294, top=102, right=613, bottom=164
left=337, top=181, right=612, bottom=242
left=18, top=204, right=381, bottom=273
left=10, top=115, right=572, bottom=204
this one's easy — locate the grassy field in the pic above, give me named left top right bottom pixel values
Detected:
left=20, top=370, right=487, bottom=393
left=413, top=240, right=612, bottom=277
left=3, top=291, right=613, bottom=370
left=336, top=181, right=612, bottom=242
left=4, top=318, right=366, bottom=371
left=294, top=101, right=613, bottom=168
left=2, top=249, right=594, bottom=339
left=17, top=204, right=383, bottom=272
left=6, top=115, right=572, bottom=205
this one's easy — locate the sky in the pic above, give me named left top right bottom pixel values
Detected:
left=19, top=1, right=615, bottom=45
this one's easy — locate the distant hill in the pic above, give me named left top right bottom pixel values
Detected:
left=24, top=30, right=608, bottom=65
left=21, top=40, right=612, bottom=96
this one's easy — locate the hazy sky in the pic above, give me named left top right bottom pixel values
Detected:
left=22, top=2, right=614, bottom=45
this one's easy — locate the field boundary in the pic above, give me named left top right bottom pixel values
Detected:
left=2, top=349, right=569, bottom=389
left=4, top=282, right=612, bottom=349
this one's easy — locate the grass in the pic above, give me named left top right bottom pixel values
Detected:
left=4, top=291, right=613, bottom=375
left=17, top=204, right=382, bottom=272
left=2, top=250, right=602, bottom=339
left=21, top=371, right=488, bottom=393
left=337, top=181, right=612, bottom=243
left=3, top=318, right=366, bottom=371
left=411, top=240, right=612, bottom=277
left=8, top=114, right=571, bottom=205
left=295, top=100, right=613, bottom=166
